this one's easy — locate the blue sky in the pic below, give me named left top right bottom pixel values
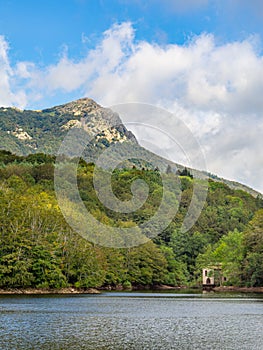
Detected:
left=1, top=0, right=263, bottom=66
left=0, top=0, right=263, bottom=192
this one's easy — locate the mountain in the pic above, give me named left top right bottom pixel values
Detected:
left=0, top=99, right=263, bottom=290
left=0, top=98, right=136, bottom=156
left=0, top=97, right=261, bottom=197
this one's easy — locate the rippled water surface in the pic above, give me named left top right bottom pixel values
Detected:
left=0, top=291, right=262, bottom=349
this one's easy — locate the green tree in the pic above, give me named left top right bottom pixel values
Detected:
left=196, top=229, right=244, bottom=285
left=243, top=210, right=263, bottom=286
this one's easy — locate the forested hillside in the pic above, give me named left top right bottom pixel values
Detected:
left=0, top=151, right=262, bottom=289
left=0, top=98, right=261, bottom=198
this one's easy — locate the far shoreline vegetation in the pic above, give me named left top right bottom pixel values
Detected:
left=0, top=151, right=262, bottom=293
left=1, top=285, right=263, bottom=295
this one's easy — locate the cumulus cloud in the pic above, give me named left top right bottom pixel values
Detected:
left=17, top=22, right=263, bottom=116
left=0, top=36, right=27, bottom=108
left=87, top=30, right=263, bottom=117
left=0, top=22, right=262, bottom=192
left=205, top=116, right=263, bottom=191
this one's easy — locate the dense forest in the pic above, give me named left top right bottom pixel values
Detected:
left=0, top=150, right=262, bottom=289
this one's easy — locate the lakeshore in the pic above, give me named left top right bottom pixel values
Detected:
left=0, top=285, right=263, bottom=295
left=0, top=287, right=101, bottom=295
left=212, top=286, right=263, bottom=293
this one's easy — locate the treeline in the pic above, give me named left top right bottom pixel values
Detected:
left=0, top=151, right=262, bottom=289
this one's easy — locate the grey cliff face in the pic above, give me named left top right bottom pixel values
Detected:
left=45, top=97, right=137, bottom=143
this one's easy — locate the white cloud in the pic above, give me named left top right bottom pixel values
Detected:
left=204, top=116, right=263, bottom=191
left=0, top=36, right=27, bottom=108
left=87, top=31, right=263, bottom=117
left=33, top=22, right=135, bottom=94
left=0, top=22, right=262, bottom=193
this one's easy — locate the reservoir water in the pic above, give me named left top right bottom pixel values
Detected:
left=0, top=291, right=262, bottom=350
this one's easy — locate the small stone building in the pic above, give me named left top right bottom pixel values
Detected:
left=202, top=265, right=227, bottom=287
left=202, top=268, right=215, bottom=286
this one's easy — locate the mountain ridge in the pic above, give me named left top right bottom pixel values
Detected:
left=0, top=97, right=261, bottom=197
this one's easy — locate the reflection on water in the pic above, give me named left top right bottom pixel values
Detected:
left=0, top=292, right=262, bottom=350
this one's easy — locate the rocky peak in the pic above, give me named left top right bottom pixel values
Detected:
left=44, top=98, right=137, bottom=143
left=46, top=98, right=101, bottom=117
